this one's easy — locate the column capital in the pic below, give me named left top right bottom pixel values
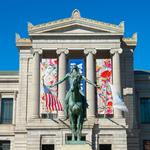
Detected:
left=33, top=49, right=43, bottom=55
left=110, top=48, right=123, bottom=55
left=84, top=48, right=97, bottom=55
left=56, top=48, right=69, bottom=55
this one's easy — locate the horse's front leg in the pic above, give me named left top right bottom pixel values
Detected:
left=70, top=113, right=76, bottom=141
left=77, top=114, right=83, bottom=141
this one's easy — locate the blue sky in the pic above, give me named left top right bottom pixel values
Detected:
left=0, top=0, right=149, bottom=70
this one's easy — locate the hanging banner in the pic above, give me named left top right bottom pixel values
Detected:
left=40, top=59, right=62, bottom=114
left=68, top=59, right=85, bottom=94
left=96, top=59, right=113, bottom=115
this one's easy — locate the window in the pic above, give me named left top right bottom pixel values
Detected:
left=0, top=141, right=10, bottom=150
left=140, top=98, right=150, bottom=124
left=42, top=144, right=54, bottom=150
left=143, top=140, right=150, bottom=150
left=1, top=98, right=13, bottom=124
left=99, top=144, right=111, bottom=150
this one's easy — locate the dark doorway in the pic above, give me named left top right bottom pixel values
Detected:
left=42, top=144, right=54, bottom=150
left=99, top=144, right=111, bottom=150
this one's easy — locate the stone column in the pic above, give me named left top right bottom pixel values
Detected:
left=110, top=48, right=123, bottom=118
left=56, top=48, right=69, bottom=119
left=32, top=49, right=42, bottom=118
left=84, top=48, right=97, bottom=119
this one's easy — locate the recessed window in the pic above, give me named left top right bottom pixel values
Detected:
left=1, top=98, right=13, bottom=124
left=99, top=144, right=111, bottom=150
left=42, top=144, right=54, bottom=150
left=140, top=98, right=150, bottom=124
left=0, top=141, right=10, bottom=150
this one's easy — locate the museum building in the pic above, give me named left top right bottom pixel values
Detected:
left=0, top=10, right=149, bottom=150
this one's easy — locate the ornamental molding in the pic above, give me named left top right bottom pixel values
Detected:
left=123, top=88, right=133, bottom=95
left=28, top=10, right=124, bottom=35
left=84, top=48, right=97, bottom=55
left=110, top=48, right=123, bottom=54
left=72, top=9, right=81, bottom=19
left=56, top=48, right=69, bottom=55
left=33, top=49, right=43, bottom=55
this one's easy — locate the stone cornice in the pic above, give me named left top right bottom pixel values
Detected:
left=16, top=33, right=32, bottom=47
left=134, top=71, right=150, bottom=81
left=0, top=75, right=19, bottom=82
left=0, top=71, right=19, bottom=76
left=28, top=10, right=124, bottom=35
left=0, top=90, right=18, bottom=93
left=0, top=71, right=19, bottom=82
left=29, top=32, right=123, bottom=37
left=122, top=33, right=137, bottom=46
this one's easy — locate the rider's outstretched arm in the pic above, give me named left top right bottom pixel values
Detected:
left=48, top=74, right=69, bottom=88
left=82, top=76, right=99, bottom=88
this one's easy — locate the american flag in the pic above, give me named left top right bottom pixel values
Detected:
left=43, top=84, right=63, bottom=112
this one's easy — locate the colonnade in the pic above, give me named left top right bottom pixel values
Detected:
left=31, top=48, right=123, bottom=119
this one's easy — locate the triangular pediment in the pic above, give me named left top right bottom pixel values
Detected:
left=42, top=24, right=109, bottom=34
left=28, top=10, right=124, bottom=35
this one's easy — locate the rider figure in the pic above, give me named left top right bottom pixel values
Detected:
left=45, top=65, right=99, bottom=120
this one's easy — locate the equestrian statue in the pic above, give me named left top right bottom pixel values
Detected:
left=49, top=65, right=99, bottom=141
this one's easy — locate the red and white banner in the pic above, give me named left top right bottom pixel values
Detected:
left=40, top=59, right=63, bottom=113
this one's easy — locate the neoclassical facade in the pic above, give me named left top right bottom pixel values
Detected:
left=1, top=10, right=150, bottom=150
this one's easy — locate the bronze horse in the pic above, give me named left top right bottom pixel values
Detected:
left=68, top=75, right=84, bottom=141
left=45, top=65, right=99, bottom=141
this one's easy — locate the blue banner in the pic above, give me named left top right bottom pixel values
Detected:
left=68, top=59, right=85, bottom=94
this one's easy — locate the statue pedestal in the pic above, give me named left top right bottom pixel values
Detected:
left=62, top=144, right=92, bottom=150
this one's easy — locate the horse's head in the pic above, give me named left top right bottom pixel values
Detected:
left=71, top=75, right=81, bottom=91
